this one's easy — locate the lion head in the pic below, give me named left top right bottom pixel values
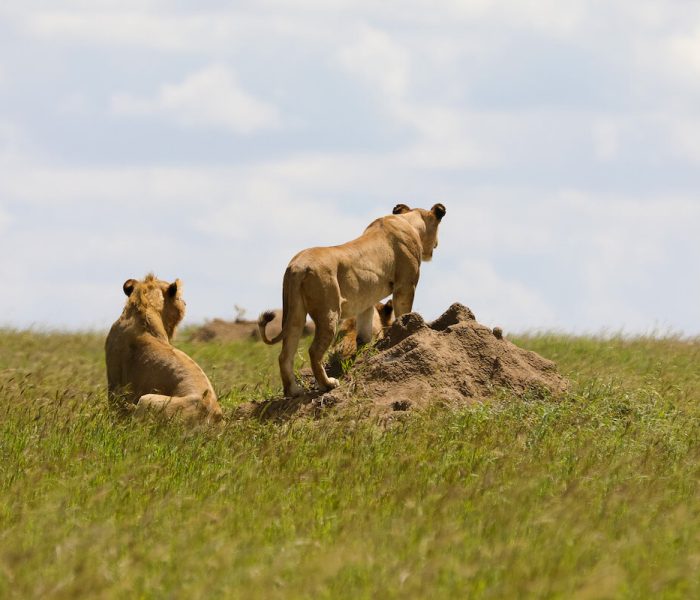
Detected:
left=392, top=203, right=446, bottom=261
left=121, top=273, right=186, bottom=340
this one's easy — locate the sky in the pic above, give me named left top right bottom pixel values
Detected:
left=0, top=0, right=699, bottom=334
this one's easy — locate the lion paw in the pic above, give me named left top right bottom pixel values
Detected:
left=322, top=377, right=339, bottom=391
left=287, top=382, right=305, bottom=397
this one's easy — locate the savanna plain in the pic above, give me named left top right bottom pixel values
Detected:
left=1, top=328, right=699, bottom=598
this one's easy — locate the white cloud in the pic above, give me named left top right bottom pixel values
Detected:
left=439, top=0, right=588, bottom=37
left=591, top=119, right=620, bottom=162
left=17, top=2, right=580, bottom=56
left=555, top=193, right=700, bottom=332
left=336, top=26, right=501, bottom=170
left=0, top=205, right=10, bottom=232
left=425, top=190, right=700, bottom=332
left=111, top=65, right=282, bottom=134
left=391, top=106, right=503, bottom=169
left=195, top=191, right=374, bottom=292
left=0, top=119, right=35, bottom=169
left=668, top=28, right=700, bottom=78
left=57, top=92, right=91, bottom=115
left=2, top=1, right=700, bottom=334
left=338, top=26, right=410, bottom=99
left=19, top=5, right=333, bottom=54
left=1, top=164, right=214, bottom=206
left=0, top=154, right=399, bottom=211
left=664, top=115, right=700, bottom=164
left=25, top=10, right=226, bottom=53
left=418, top=257, right=557, bottom=330
left=1, top=153, right=699, bottom=333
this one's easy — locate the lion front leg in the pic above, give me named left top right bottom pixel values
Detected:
left=392, top=284, right=416, bottom=318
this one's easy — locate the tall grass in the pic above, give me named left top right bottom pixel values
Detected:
left=0, top=330, right=698, bottom=598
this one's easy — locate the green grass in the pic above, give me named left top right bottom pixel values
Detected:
left=1, top=329, right=699, bottom=598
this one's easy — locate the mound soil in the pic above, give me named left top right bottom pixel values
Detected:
left=237, top=303, right=569, bottom=421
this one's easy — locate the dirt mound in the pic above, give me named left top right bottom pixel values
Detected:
left=190, top=310, right=314, bottom=342
left=347, top=303, right=568, bottom=414
left=236, top=303, right=569, bottom=421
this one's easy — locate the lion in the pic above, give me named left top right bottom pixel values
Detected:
left=258, top=203, right=446, bottom=397
left=105, top=274, right=223, bottom=424
left=333, top=299, right=394, bottom=360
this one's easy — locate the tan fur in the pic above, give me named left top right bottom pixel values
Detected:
left=105, top=274, right=223, bottom=425
left=334, top=300, right=394, bottom=359
left=258, top=204, right=446, bottom=397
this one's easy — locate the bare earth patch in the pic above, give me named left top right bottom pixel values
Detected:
left=236, top=303, right=569, bottom=421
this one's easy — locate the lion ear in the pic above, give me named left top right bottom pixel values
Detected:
left=380, top=300, right=393, bottom=318
left=431, top=203, right=446, bottom=221
left=167, top=280, right=180, bottom=298
left=393, top=204, right=411, bottom=215
left=123, top=279, right=137, bottom=297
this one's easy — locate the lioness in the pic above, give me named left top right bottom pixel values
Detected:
left=259, top=203, right=446, bottom=397
left=105, top=274, right=223, bottom=424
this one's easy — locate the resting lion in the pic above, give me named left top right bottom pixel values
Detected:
left=105, top=274, right=223, bottom=424
left=258, top=203, right=446, bottom=397
left=334, top=299, right=394, bottom=360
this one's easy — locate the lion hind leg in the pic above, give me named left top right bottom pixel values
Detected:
left=308, top=310, right=340, bottom=392
left=135, top=393, right=203, bottom=421
left=279, top=310, right=307, bottom=398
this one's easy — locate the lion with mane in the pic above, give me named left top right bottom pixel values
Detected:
left=105, top=274, right=223, bottom=424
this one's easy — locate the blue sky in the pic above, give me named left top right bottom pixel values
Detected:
left=1, top=1, right=699, bottom=334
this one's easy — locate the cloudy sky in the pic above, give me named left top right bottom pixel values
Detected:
left=1, top=0, right=699, bottom=334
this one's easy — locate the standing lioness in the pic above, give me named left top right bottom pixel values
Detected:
left=105, top=274, right=223, bottom=424
left=259, top=203, right=446, bottom=397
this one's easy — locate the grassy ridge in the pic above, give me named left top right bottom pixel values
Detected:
left=0, top=330, right=699, bottom=598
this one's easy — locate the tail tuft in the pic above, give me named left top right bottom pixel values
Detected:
left=258, top=310, right=283, bottom=345
left=258, top=311, right=276, bottom=327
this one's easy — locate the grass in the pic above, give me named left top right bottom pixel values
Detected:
left=1, top=329, right=699, bottom=598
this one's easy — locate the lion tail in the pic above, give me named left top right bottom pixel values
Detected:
left=257, top=310, right=282, bottom=345
left=258, top=266, right=304, bottom=345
